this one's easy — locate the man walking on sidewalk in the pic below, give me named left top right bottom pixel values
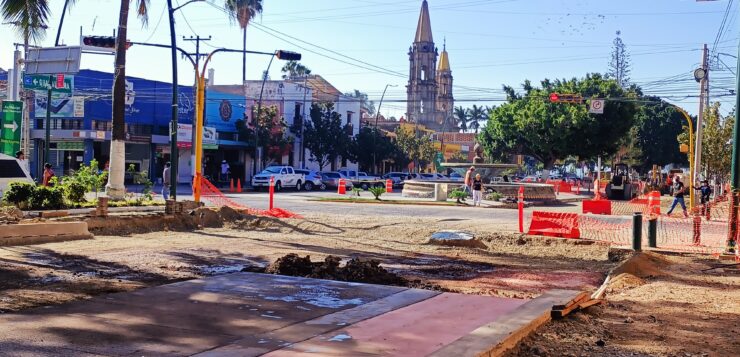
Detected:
left=162, top=162, right=171, bottom=200
left=666, top=175, right=688, bottom=218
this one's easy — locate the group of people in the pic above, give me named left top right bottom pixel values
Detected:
left=665, top=175, right=714, bottom=218
left=463, top=166, right=484, bottom=206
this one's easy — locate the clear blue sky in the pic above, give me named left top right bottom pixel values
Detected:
left=1, top=0, right=737, bottom=118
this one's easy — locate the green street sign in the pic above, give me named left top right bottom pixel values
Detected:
left=1, top=101, right=23, bottom=156
left=23, top=74, right=73, bottom=93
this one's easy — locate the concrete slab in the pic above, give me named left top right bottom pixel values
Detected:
left=0, top=272, right=535, bottom=357
left=263, top=293, right=527, bottom=357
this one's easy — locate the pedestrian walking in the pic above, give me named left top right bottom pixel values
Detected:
left=162, top=162, right=171, bottom=200
left=463, top=166, right=475, bottom=199
left=220, top=160, right=230, bottom=182
left=666, top=175, right=688, bottom=218
left=472, top=173, right=483, bottom=206
left=42, top=163, right=55, bottom=186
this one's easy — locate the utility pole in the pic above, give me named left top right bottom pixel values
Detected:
left=183, top=35, right=211, bottom=179
left=694, top=44, right=709, bottom=184
left=730, top=16, right=740, bottom=253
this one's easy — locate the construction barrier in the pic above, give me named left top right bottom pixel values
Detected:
left=527, top=211, right=580, bottom=239
left=386, top=179, right=393, bottom=193
left=199, top=176, right=300, bottom=219
left=338, top=179, right=346, bottom=195
left=582, top=199, right=611, bottom=215
left=269, top=176, right=275, bottom=210
left=518, top=186, right=524, bottom=233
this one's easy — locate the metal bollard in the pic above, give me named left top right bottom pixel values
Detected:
left=632, top=212, right=643, bottom=251
left=648, top=218, right=657, bottom=248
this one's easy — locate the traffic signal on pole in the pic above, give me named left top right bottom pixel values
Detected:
left=548, top=92, right=583, bottom=104
left=81, top=36, right=132, bottom=52
left=276, top=50, right=302, bottom=61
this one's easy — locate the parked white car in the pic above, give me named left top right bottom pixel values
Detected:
left=295, top=169, right=325, bottom=191
left=0, top=154, right=34, bottom=195
left=251, top=166, right=304, bottom=191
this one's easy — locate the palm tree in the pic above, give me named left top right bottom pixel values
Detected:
left=225, top=0, right=263, bottom=82
left=453, top=106, right=469, bottom=132
left=55, top=0, right=77, bottom=46
left=106, top=0, right=150, bottom=199
left=468, top=104, right=487, bottom=134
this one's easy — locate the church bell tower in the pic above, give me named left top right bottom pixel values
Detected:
left=407, top=0, right=438, bottom=129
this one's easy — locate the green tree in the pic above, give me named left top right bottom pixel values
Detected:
left=106, top=0, right=150, bottom=200
left=281, top=60, right=311, bottom=79
left=235, top=106, right=292, bottom=166
left=304, top=103, right=351, bottom=170
left=344, top=90, right=376, bottom=115
left=1, top=0, right=51, bottom=45
left=633, top=97, right=689, bottom=169
left=395, top=127, right=436, bottom=171
left=700, top=103, right=734, bottom=182
left=479, top=73, right=638, bottom=178
left=468, top=104, right=487, bottom=134
left=454, top=106, right=469, bottom=132
left=608, top=30, right=631, bottom=88
left=348, top=126, right=397, bottom=172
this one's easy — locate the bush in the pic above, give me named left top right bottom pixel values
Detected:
left=63, top=180, right=87, bottom=203
left=350, top=187, right=362, bottom=197
left=368, top=187, right=385, bottom=200
left=487, top=191, right=504, bottom=201
left=449, top=189, right=467, bottom=204
left=2, top=181, right=36, bottom=208
left=29, top=186, right=65, bottom=210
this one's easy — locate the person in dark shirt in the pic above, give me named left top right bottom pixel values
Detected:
left=695, top=180, right=713, bottom=205
left=472, top=173, right=483, bottom=206
left=666, top=175, right=688, bottom=218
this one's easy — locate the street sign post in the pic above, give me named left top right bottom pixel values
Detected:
left=1, top=101, right=23, bottom=156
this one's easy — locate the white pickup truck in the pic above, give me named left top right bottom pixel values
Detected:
left=339, top=169, right=384, bottom=190
left=251, top=166, right=304, bottom=191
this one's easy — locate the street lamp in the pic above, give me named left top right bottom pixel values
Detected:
left=252, top=50, right=302, bottom=177
left=373, top=84, right=397, bottom=173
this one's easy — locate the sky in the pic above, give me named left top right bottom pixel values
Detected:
left=1, top=0, right=738, bottom=119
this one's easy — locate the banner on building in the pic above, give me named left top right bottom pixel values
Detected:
left=24, top=74, right=76, bottom=118
left=1, top=101, right=23, bottom=156
left=175, top=123, right=217, bottom=149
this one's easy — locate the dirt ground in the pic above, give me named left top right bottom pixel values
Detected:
left=0, top=211, right=613, bottom=312
left=506, top=252, right=740, bottom=357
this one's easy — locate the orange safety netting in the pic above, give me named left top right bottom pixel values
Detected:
left=199, top=176, right=301, bottom=219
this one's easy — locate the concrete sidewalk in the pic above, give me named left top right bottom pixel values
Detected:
left=0, top=272, right=575, bottom=356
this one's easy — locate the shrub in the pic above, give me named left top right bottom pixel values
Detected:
left=487, top=191, right=503, bottom=201
left=368, top=187, right=385, bottom=200
left=30, top=186, right=65, bottom=210
left=350, top=187, right=362, bottom=197
left=2, top=181, right=35, bottom=208
left=63, top=180, right=87, bottom=203
left=127, top=164, right=153, bottom=200
left=449, top=189, right=467, bottom=204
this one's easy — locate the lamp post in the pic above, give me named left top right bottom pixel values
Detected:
left=373, top=84, right=397, bottom=173
left=252, top=50, right=302, bottom=178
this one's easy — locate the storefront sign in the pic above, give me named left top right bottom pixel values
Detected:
left=175, top=123, right=217, bottom=149
left=1, top=101, right=22, bottom=156
left=57, top=141, right=84, bottom=150
left=73, top=96, right=85, bottom=117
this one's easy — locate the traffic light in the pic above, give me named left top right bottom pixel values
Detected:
left=548, top=92, right=583, bottom=104
left=276, top=50, right=302, bottom=61
left=81, top=36, right=132, bottom=52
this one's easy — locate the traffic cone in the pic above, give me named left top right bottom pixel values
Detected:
left=237, top=179, right=242, bottom=193
left=386, top=179, right=393, bottom=193
left=338, top=179, right=346, bottom=195
left=230, top=178, right=235, bottom=193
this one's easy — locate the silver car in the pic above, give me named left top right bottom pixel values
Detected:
left=295, top=169, right=325, bottom=191
left=320, top=172, right=353, bottom=189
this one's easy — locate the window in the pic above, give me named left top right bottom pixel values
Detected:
left=346, top=111, right=353, bottom=125
left=421, top=66, right=427, bottom=81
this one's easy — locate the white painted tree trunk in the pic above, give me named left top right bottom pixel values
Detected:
left=540, top=169, right=550, bottom=182
left=105, top=139, right=126, bottom=199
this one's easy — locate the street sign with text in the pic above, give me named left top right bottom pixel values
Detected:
left=589, top=99, right=605, bottom=114
left=1, top=101, right=23, bottom=156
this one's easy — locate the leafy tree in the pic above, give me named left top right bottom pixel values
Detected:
left=235, top=105, right=292, bottom=166
left=479, top=73, right=638, bottom=178
left=608, top=30, right=631, bottom=88
left=348, top=126, right=398, bottom=172
left=304, top=103, right=351, bottom=170
left=699, top=103, right=734, bottom=182
left=633, top=97, right=689, bottom=169
left=106, top=0, right=150, bottom=199
left=281, top=60, right=311, bottom=79
left=225, top=0, right=262, bottom=29
left=344, top=90, right=376, bottom=115
left=1, top=0, right=51, bottom=45
left=395, top=126, right=436, bottom=171
left=454, top=106, right=469, bottom=132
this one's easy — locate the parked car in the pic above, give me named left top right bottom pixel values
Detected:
left=382, top=172, right=409, bottom=186
left=0, top=154, right=34, bottom=195
left=358, top=172, right=381, bottom=181
left=420, top=173, right=446, bottom=181
left=448, top=172, right=464, bottom=182
left=295, top=169, right=325, bottom=191
left=321, top=172, right=354, bottom=189
left=251, top=166, right=304, bottom=191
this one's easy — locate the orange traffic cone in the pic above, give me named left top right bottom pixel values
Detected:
left=386, top=179, right=393, bottom=193
left=230, top=178, right=235, bottom=193
left=338, top=179, right=346, bottom=195
left=237, top=179, right=242, bottom=193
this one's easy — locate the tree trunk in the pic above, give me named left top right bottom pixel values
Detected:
left=540, top=158, right=554, bottom=182
left=105, top=0, right=130, bottom=200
